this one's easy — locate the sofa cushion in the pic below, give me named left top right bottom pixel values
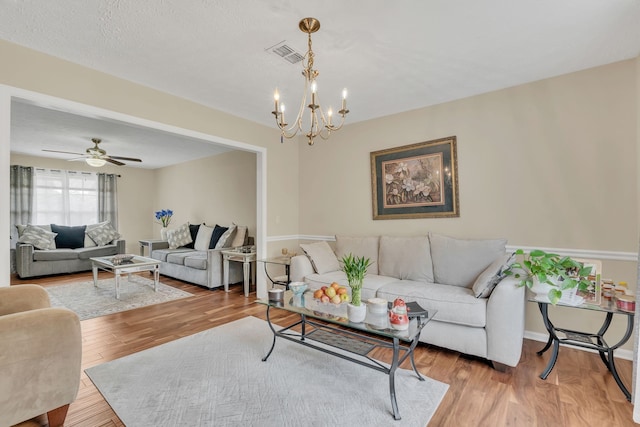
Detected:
left=167, top=251, right=196, bottom=266
left=18, top=225, right=57, bottom=250
left=184, top=253, right=208, bottom=270
left=76, top=245, right=119, bottom=259
left=300, top=241, right=340, bottom=274
left=51, top=224, right=86, bottom=249
left=86, top=221, right=121, bottom=246
left=16, top=224, right=51, bottom=236
left=167, top=223, right=193, bottom=249
left=429, top=233, right=507, bottom=288
left=209, top=225, right=228, bottom=248
left=33, top=248, right=78, bottom=261
left=215, top=224, right=237, bottom=249
left=472, top=252, right=515, bottom=298
left=376, top=280, right=487, bottom=328
left=335, top=236, right=380, bottom=275
left=151, top=248, right=194, bottom=262
left=194, top=224, right=215, bottom=251
left=378, top=236, right=433, bottom=282
left=84, top=222, right=108, bottom=248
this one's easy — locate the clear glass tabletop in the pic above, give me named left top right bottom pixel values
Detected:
left=257, top=256, right=292, bottom=265
left=527, top=293, right=634, bottom=316
left=256, top=290, right=436, bottom=343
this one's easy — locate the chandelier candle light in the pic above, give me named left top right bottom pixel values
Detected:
left=272, top=17, right=349, bottom=146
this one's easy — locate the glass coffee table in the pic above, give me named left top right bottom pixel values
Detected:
left=257, top=291, right=436, bottom=420
left=90, top=255, right=160, bottom=299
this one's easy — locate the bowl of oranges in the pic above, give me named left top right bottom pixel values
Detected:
left=313, top=282, right=350, bottom=305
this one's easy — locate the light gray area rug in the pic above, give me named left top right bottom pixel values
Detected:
left=47, top=276, right=193, bottom=320
left=86, top=316, right=448, bottom=427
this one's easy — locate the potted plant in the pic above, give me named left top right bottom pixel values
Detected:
left=340, top=253, right=373, bottom=322
left=504, top=249, right=593, bottom=305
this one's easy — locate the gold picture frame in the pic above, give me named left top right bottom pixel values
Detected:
left=370, top=136, right=459, bottom=220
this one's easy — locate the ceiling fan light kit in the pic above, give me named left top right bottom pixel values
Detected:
left=42, top=137, right=142, bottom=167
left=272, top=17, right=349, bottom=146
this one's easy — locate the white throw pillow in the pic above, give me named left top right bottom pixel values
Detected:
left=18, top=225, right=57, bottom=250
left=230, top=225, right=248, bottom=247
left=472, top=252, right=515, bottom=298
left=335, top=236, right=380, bottom=275
left=167, top=223, right=193, bottom=249
left=378, top=236, right=433, bottom=282
left=215, top=224, right=238, bottom=249
left=300, top=241, right=340, bottom=274
left=429, top=232, right=507, bottom=288
left=194, top=224, right=215, bottom=251
left=86, top=221, right=121, bottom=246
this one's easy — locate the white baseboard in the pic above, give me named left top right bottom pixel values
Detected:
left=525, top=330, right=633, bottom=361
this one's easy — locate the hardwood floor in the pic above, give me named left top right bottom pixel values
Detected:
left=11, top=271, right=636, bottom=426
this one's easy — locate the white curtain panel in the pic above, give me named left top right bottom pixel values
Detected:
left=9, top=165, right=34, bottom=247
left=98, top=173, right=119, bottom=230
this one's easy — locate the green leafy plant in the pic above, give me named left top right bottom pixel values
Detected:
left=340, top=254, right=373, bottom=306
left=504, top=249, right=593, bottom=305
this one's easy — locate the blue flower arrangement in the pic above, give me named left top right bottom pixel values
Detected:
left=155, top=209, right=173, bottom=227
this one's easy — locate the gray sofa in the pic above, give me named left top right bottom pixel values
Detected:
left=150, top=223, right=249, bottom=289
left=16, top=240, right=125, bottom=278
left=290, top=233, right=525, bottom=369
left=15, top=223, right=125, bottom=278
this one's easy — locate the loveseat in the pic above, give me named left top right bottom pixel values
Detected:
left=150, top=222, right=250, bottom=289
left=15, top=222, right=126, bottom=279
left=290, top=233, right=525, bottom=369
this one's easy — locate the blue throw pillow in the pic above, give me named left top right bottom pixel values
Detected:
left=209, top=225, right=228, bottom=249
left=51, top=224, right=86, bottom=249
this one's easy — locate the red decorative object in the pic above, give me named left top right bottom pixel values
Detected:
left=389, top=298, right=409, bottom=330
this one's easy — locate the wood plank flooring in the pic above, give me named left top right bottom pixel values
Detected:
left=11, top=271, right=636, bottom=426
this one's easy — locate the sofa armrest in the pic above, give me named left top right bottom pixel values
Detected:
left=485, top=276, right=526, bottom=367
left=0, top=285, right=51, bottom=316
left=15, top=243, right=35, bottom=278
left=0, top=306, right=81, bottom=426
left=114, top=239, right=126, bottom=254
left=290, top=255, right=314, bottom=282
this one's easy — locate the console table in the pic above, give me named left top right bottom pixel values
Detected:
left=533, top=297, right=634, bottom=400
left=257, top=291, right=435, bottom=420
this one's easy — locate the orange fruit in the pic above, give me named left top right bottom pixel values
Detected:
left=313, top=289, right=324, bottom=299
left=331, top=282, right=340, bottom=290
left=337, top=287, right=348, bottom=295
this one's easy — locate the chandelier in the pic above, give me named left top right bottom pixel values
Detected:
left=272, top=17, right=349, bottom=146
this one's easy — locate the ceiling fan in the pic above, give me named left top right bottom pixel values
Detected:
left=42, top=137, right=143, bottom=167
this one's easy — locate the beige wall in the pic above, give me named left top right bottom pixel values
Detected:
left=297, top=59, right=639, bottom=351
left=153, top=150, right=257, bottom=238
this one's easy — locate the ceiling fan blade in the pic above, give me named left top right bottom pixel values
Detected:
left=43, top=149, right=86, bottom=156
left=106, top=158, right=126, bottom=166
left=108, top=155, right=142, bottom=162
left=67, top=157, right=88, bottom=162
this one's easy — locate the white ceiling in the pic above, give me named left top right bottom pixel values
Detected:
left=2, top=0, right=640, bottom=168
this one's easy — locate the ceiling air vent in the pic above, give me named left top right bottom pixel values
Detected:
left=266, top=41, right=304, bottom=64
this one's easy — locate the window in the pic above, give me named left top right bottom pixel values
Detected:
left=33, top=168, right=99, bottom=226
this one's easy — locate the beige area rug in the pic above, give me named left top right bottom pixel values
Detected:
left=86, top=316, right=449, bottom=427
left=47, top=276, right=193, bottom=320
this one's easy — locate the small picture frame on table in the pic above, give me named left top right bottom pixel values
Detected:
left=572, top=258, right=602, bottom=305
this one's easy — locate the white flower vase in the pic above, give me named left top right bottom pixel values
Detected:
left=347, top=303, right=367, bottom=323
left=160, top=227, right=169, bottom=241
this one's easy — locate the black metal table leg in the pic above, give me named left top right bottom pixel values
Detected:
left=262, top=305, right=277, bottom=361
left=389, top=337, right=401, bottom=420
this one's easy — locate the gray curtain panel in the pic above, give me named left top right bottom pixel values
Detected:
left=9, top=165, right=34, bottom=247
left=98, top=173, right=119, bottom=230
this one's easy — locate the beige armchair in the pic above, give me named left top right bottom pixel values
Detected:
left=0, top=285, right=81, bottom=427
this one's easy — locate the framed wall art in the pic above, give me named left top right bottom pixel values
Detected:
left=370, top=136, right=459, bottom=220
left=573, top=258, right=602, bottom=305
